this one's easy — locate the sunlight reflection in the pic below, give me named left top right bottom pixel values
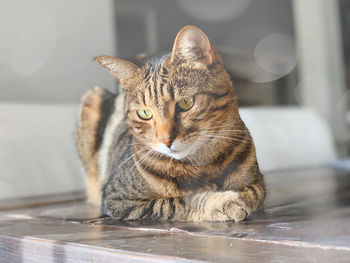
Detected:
left=254, top=33, right=297, bottom=82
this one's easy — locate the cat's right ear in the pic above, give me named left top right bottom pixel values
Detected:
left=171, top=25, right=220, bottom=65
left=95, top=56, right=139, bottom=86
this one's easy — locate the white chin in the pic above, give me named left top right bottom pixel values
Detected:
left=155, top=143, right=191, bottom=160
left=167, top=151, right=187, bottom=160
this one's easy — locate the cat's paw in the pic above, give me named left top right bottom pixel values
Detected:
left=221, top=200, right=247, bottom=221
left=209, top=192, right=247, bottom=222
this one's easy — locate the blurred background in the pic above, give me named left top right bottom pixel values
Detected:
left=0, top=0, right=349, bottom=204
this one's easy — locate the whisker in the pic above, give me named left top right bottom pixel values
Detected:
left=199, top=135, right=251, bottom=143
left=202, top=132, right=247, bottom=138
left=193, top=137, right=237, bottom=148
left=200, top=125, right=245, bottom=131
left=185, top=156, right=194, bottom=166
left=199, top=128, right=250, bottom=132
left=129, top=149, right=154, bottom=172
left=199, top=130, right=250, bottom=135
left=111, top=145, right=150, bottom=173
left=209, top=119, right=243, bottom=127
left=167, top=155, right=174, bottom=169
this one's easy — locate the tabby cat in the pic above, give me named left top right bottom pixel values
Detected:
left=76, top=25, right=265, bottom=221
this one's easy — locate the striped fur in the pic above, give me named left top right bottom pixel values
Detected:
left=76, top=25, right=265, bottom=221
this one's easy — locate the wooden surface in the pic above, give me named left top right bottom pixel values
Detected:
left=0, top=191, right=85, bottom=211
left=1, top=167, right=350, bottom=262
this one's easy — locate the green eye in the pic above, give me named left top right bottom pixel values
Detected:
left=177, top=97, right=194, bottom=111
left=136, top=109, right=153, bottom=120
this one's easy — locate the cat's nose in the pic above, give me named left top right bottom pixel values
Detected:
left=159, top=137, right=174, bottom=148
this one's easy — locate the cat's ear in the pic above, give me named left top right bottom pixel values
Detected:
left=95, top=56, right=139, bottom=86
left=171, top=25, right=218, bottom=65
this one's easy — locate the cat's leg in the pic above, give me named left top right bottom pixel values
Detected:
left=185, top=191, right=248, bottom=221
left=104, top=188, right=263, bottom=222
left=234, top=175, right=266, bottom=216
left=199, top=172, right=266, bottom=221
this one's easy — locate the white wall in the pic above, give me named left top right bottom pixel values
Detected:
left=0, top=0, right=117, bottom=103
left=0, top=0, right=117, bottom=202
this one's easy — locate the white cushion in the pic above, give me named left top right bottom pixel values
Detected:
left=240, top=107, right=337, bottom=171
left=0, top=103, right=84, bottom=201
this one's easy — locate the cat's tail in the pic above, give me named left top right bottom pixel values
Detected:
left=75, top=86, right=116, bottom=204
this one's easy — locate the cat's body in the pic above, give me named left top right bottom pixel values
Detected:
left=76, top=26, right=265, bottom=221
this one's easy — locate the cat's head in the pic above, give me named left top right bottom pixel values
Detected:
left=96, top=25, right=240, bottom=161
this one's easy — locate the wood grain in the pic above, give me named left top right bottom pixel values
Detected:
left=1, top=167, right=350, bottom=262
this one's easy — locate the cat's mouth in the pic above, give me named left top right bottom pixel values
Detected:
left=155, top=141, right=197, bottom=160
left=155, top=143, right=182, bottom=159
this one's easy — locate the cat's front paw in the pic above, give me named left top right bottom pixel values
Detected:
left=209, top=192, right=247, bottom=222
left=221, top=200, right=247, bottom=221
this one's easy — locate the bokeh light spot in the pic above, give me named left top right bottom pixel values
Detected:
left=254, top=33, right=297, bottom=81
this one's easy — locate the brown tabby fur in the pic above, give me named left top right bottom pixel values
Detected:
left=76, top=25, right=265, bottom=221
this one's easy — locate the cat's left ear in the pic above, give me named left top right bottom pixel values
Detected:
left=95, top=56, right=139, bottom=87
left=171, top=25, right=222, bottom=65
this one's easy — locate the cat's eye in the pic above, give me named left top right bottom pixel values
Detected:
left=137, top=109, right=153, bottom=120
left=177, top=97, right=194, bottom=111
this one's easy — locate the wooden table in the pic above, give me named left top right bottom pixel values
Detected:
left=1, top=167, right=350, bottom=262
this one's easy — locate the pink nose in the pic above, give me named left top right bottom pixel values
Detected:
left=159, top=137, right=174, bottom=148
